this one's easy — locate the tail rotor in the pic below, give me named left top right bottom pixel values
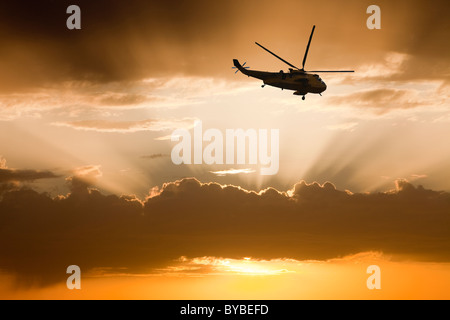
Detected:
left=232, top=61, right=249, bottom=74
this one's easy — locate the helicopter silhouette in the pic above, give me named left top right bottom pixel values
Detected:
left=233, top=25, right=354, bottom=100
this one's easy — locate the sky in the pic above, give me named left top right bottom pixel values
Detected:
left=0, top=0, right=449, bottom=299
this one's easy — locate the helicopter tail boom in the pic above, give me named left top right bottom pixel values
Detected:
left=233, top=59, right=273, bottom=80
left=233, top=59, right=249, bottom=75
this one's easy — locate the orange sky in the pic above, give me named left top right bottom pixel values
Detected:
left=0, top=0, right=449, bottom=299
left=2, top=252, right=450, bottom=300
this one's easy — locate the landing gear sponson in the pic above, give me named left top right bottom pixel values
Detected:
left=293, top=91, right=307, bottom=100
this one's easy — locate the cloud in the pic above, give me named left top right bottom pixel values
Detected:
left=95, top=93, right=150, bottom=107
left=0, top=158, right=59, bottom=184
left=411, top=174, right=428, bottom=179
left=0, top=0, right=448, bottom=93
left=0, top=75, right=250, bottom=121
left=433, top=113, right=450, bottom=123
left=210, top=168, right=256, bottom=176
left=141, top=154, right=169, bottom=160
left=158, top=256, right=296, bottom=276
left=345, top=52, right=410, bottom=82
left=1, top=1, right=448, bottom=124
left=0, top=176, right=449, bottom=287
left=326, top=122, right=358, bottom=132
left=0, top=169, right=58, bottom=183
left=328, top=88, right=422, bottom=113
left=158, top=251, right=388, bottom=277
left=0, top=156, right=6, bottom=169
left=0, top=78, right=216, bottom=121
left=52, top=118, right=196, bottom=133
left=66, top=165, right=103, bottom=192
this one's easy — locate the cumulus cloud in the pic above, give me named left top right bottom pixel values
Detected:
left=0, top=176, right=449, bottom=287
left=65, top=165, right=103, bottom=192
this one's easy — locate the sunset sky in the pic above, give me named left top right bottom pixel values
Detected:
left=0, top=0, right=449, bottom=299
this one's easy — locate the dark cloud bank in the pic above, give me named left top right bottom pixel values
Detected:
left=0, top=0, right=448, bottom=92
left=0, top=176, right=449, bottom=287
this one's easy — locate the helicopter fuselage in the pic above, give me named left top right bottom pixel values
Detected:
left=233, top=59, right=327, bottom=96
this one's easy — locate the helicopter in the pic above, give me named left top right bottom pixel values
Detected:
left=232, top=25, right=354, bottom=100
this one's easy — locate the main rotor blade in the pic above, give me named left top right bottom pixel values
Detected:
left=308, top=70, right=355, bottom=73
left=255, top=42, right=301, bottom=70
left=302, top=25, right=315, bottom=70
